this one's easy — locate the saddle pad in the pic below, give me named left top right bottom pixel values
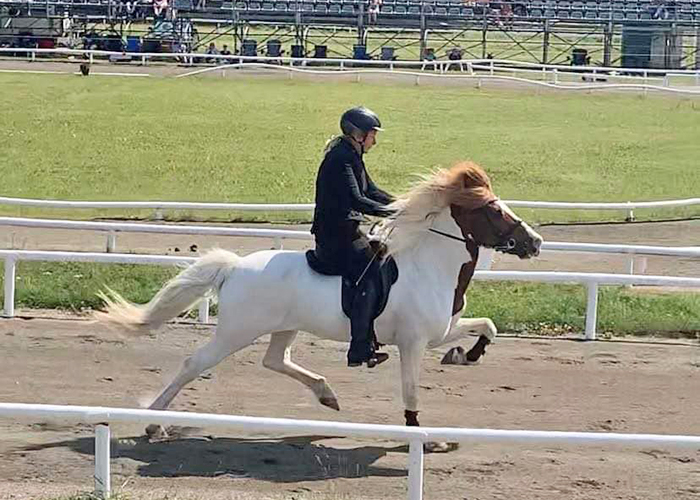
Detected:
left=306, top=250, right=399, bottom=321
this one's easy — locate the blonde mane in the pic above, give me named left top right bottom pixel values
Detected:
left=376, top=161, right=495, bottom=254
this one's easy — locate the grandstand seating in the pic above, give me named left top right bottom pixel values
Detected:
left=1, top=0, right=698, bottom=32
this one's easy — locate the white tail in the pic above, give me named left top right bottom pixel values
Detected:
left=95, top=249, right=239, bottom=333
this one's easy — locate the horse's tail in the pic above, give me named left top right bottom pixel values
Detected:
left=95, top=248, right=239, bottom=334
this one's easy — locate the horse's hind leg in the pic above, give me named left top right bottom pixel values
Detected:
left=262, top=330, right=340, bottom=411
left=145, top=328, right=255, bottom=438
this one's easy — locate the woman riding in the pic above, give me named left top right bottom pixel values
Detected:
left=310, top=106, right=396, bottom=368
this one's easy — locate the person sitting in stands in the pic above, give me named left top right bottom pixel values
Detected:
left=206, top=42, right=220, bottom=64
left=221, top=44, right=232, bottom=64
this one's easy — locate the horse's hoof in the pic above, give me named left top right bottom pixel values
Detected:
left=320, top=397, right=341, bottom=411
left=145, top=424, right=168, bottom=441
left=441, top=346, right=467, bottom=365
left=424, top=441, right=459, bottom=453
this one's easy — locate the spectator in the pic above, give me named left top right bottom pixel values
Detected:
left=221, top=44, right=232, bottom=64
left=206, top=42, right=220, bottom=63
left=446, top=47, right=465, bottom=71
left=153, top=0, right=169, bottom=18
left=650, top=0, right=669, bottom=19
left=500, top=2, right=513, bottom=29
left=421, top=47, right=437, bottom=70
left=368, top=0, right=382, bottom=24
left=447, top=47, right=463, bottom=61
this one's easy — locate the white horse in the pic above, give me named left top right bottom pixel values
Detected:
left=98, top=162, right=543, bottom=434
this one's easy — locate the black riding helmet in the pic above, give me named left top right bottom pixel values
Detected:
left=340, top=107, right=384, bottom=138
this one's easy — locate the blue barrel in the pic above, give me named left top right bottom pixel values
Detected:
left=126, top=36, right=141, bottom=53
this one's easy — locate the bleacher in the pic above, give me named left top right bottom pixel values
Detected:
left=1, top=0, right=698, bottom=32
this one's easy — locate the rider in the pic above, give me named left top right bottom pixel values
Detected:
left=311, top=106, right=396, bottom=368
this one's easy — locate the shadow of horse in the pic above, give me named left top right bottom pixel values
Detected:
left=22, top=431, right=409, bottom=482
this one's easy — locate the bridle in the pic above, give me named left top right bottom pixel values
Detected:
left=428, top=199, right=524, bottom=253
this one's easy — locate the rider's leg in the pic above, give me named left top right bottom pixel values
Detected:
left=347, top=276, right=388, bottom=368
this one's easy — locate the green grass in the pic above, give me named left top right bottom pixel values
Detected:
left=1, top=73, right=699, bottom=336
left=2, top=261, right=698, bottom=337
left=1, top=73, right=700, bottom=224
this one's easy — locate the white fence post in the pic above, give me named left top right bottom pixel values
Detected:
left=198, top=298, right=210, bottom=323
left=94, top=424, right=111, bottom=499
left=407, top=439, right=424, bottom=500
left=637, top=257, right=648, bottom=275
left=3, top=256, right=16, bottom=318
left=585, top=282, right=599, bottom=341
left=106, top=232, right=117, bottom=253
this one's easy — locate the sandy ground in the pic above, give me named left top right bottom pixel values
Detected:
left=0, top=318, right=699, bottom=500
left=0, top=219, right=699, bottom=499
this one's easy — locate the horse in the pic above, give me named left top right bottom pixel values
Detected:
left=97, top=161, right=543, bottom=438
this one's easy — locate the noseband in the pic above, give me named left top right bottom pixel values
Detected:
left=428, top=199, right=523, bottom=252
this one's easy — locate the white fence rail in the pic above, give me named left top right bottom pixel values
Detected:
left=2, top=48, right=700, bottom=88
left=2, top=249, right=700, bottom=339
left=2, top=216, right=700, bottom=266
left=0, top=216, right=313, bottom=252
left=2, top=195, right=700, bottom=222
left=1, top=402, right=699, bottom=500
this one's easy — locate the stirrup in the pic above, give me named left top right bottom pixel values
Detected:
left=348, top=352, right=389, bottom=368
left=367, top=352, right=389, bottom=368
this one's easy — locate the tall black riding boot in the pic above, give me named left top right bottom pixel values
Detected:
left=347, top=280, right=389, bottom=368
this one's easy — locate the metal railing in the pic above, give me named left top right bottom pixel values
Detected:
left=3, top=248, right=700, bottom=339
left=1, top=402, right=699, bottom=500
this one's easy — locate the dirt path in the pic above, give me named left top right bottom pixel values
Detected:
left=1, top=318, right=699, bottom=500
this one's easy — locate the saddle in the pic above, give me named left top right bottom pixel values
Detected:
left=305, top=247, right=399, bottom=322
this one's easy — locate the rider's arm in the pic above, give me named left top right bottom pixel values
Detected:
left=341, top=162, right=394, bottom=217
left=365, top=171, right=395, bottom=205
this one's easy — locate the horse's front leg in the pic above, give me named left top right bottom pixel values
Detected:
left=398, top=339, right=425, bottom=427
left=399, top=338, right=456, bottom=453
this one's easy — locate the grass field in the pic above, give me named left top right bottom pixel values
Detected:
left=1, top=73, right=699, bottom=336
left=1, top=73, right=699, bottom=223
left=4, top=261, right=699, bottom=338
